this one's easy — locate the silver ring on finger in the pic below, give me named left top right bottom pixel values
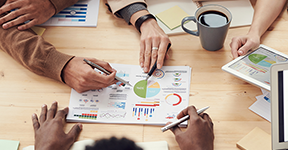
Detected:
left=152, top=47, right=159, bottom=51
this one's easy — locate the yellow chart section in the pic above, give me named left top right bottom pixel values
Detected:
left=148, top=82, right=160, bottom=88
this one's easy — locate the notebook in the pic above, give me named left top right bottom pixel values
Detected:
left=146, top=0, right=254, bottom=35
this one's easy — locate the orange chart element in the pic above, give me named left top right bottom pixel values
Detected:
left=165, top=93, right=182, bottom=106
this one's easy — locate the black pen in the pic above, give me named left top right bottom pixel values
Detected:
left=145, top=43, right=171, bottom=81
left=83, top=59, right=132, bottom=87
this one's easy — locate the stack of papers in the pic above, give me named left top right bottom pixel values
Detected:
left=249, top=89, right=271, bottom=122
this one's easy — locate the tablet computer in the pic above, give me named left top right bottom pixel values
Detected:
left=271, top=63, right=288, bottom=150
left=222, top=44, right=288, bottom=91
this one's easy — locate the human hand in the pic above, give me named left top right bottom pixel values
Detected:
left=0, top=0, right=55, bottom=30
left=169, top=106, right=214, bottom=150
left=139, top=19, right=171, bottom=73
left=32, top=101, right=82, bottom=150
left=62, top=57, right=117, bottom=93
left=230, top=34, right=260, bottom=59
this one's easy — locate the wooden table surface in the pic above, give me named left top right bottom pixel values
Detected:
left=0, top=0, right=287, bottom=149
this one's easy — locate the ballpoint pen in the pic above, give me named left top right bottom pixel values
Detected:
left=83, top=59, right=132, bottom=87
left=145, top=43, right=171, bottom=81
left=160, top=106, right=210, bottom=132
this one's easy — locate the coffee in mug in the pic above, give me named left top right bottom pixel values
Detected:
left=181, top=4, right=232, bottom=51
left=198, top=11, right=228, bottom=27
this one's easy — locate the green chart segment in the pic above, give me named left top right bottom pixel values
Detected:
left=134, top=80, right=161, bottom=98
left=248, top=54, right=267, bottom=64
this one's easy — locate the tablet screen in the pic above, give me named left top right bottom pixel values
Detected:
left=278, top=70, right=288, bottom=142
left=228, top=47, right=288, bottom=86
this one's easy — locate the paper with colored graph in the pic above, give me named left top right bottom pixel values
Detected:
left=40, top=0, right=99, bottom=27
left=67, top=64, right=191, bottom=126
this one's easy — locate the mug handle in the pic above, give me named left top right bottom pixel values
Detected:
left=181, top=16, right=199, bottom=36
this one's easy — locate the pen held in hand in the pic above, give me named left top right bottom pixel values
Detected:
left=83, top=59, right=132, bottom=87
left=145, top=43, right=171, bottom=81
left=160, top=106, right=210, bottom=132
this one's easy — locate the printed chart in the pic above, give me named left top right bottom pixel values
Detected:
left=40, top=0, right=100, bottom=27
left=134, top=80, right=161, bottom=98
left=165, top=93, right=182, bottom=106
left=67, top=64, right=191, bottom=125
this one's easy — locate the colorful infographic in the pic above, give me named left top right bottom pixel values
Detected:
left=229, top=47, right=288, bottom=85
left=134, top=80, right=161, bottom=98
left=40, top=0, right=100, bottom=27
left=67, top=64, right=191, bottom=126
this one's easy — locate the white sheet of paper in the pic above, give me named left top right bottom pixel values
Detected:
left=39, top=0, right=99, bottom=27
left=249, top=89, right=271, bottom=122
left=66, top=64, right=191, bottom=126
left=202, top=0, right=254, bottom=27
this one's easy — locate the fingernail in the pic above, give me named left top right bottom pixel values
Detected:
left=140, top=63, right=144, bottom=68
left=2, top=24, right=7, bottom=29
left=157, top=63, right=161, bottom=69
left=78, top=123, right=83, bottom=130
left=238, top=51, right=243, bottom=55
left=18, top=26, right=23, bottom=30
left=42, top=104, right=46, bottom=108
left=52, top=101, right=57, bottom=104
left=144, top=67, right=148, bottom=72
left=32, top=113, right=36, bottom=118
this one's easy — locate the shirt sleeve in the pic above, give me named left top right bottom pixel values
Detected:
left=0, top=13, right=74, bottom=83
left=48, top=0, right=79, bottom=14
left=118, top=3, right=147, bottom=24
left=106, top=0, right=147, bottom=16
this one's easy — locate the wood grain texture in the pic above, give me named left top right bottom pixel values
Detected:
left=0, top=0, right=285, bottom=149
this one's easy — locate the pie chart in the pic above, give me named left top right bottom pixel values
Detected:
left=165, top=93, right=182, bottom=106
left=134, top=80, right=161, bottom=98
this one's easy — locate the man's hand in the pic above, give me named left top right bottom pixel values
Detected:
left=230, top=34, right=260, bottom=59
left=0, top=0, right=55, bottom=30
left=62, top=57, right=117, bottom=93
left=140, top=19, right=171, bottom=73
left=169, top=106, right=214, bottom=150
left=32, top=101, right=82, bottom=150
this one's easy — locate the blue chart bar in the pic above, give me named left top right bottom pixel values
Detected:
left=59, top=11, right=87, bottom=15
left=54, top=15, right=86, bottom=18
left=72, top=19, right=86, bottom=22
left=64, top=8, right=87, bottom=11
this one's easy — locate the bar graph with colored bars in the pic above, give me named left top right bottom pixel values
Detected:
left=40, top=0, right=100, bottom=27
left=74, top=113, right=97, bottom=120
left=132, top=107, right=155, bottom=121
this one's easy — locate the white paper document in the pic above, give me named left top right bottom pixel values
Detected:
left=249, top=89, right=271, bottom=122
left=67, top=64, right=191, bottom=126
left=40, top=0, right=99, bottom=27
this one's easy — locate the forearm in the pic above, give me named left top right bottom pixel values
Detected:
left=0, top=18, right=73, bottom=82
left=248, top=0, right=286, bottom=37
